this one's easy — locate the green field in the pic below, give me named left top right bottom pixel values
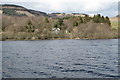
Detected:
left=111, top=21, right=118, bottom=30
left=110, top=17, right=118, bottom=30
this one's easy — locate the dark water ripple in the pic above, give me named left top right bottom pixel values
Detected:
left=2, top=39, right=119, bottom=78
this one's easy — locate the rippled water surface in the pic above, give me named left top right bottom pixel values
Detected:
left=2, top=39, right=119, bottom=78
left=0, top=41, right=2, bottom=79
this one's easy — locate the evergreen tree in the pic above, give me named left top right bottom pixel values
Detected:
left=101, top=16, right=105, bottom=23
left=93, top=14, right=104, bottom=23
left=93, top=14, right=100, bottom=23
left=105, top=16, right=111, bottom=26
left=78, top=17, right=83, bottom=24
left=84, top=15, right=91, bottom=23
left=93, top=14, right=111, bottom=26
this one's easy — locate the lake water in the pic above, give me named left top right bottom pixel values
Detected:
left=0, top=41, right=2, bottom=79
left=2, top=39, right=119, bottom=78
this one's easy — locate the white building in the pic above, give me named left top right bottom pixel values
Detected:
left=52, top=28, right=61, bottom=31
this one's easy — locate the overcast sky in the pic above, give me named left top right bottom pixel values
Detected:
left=1, top=0, right=119, bottom=17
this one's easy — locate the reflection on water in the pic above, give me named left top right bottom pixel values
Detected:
left=2, top=39, right=119, bottom=78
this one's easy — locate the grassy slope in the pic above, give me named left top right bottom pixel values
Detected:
left=110, top=17, right=118, bottom=30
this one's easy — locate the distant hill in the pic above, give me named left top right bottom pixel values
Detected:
left=0, top=4, right=89, bottom=18
left=0, top=4, right=49, bottom=17
left=49, top=13, right=88, bottom=18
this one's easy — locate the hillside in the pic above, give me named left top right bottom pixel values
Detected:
left=0, top=4, right=89, bottom=18
left=110, top=17, right=118, bottom=30
left=49, top=13, right=88, bottom=18
left=0, top=4, right=118, bottom=40
left=0, top=4, right=48, bottom=17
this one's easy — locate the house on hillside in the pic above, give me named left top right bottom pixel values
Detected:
left=52, top=28, right=61, bottom=32
left=52, top=28, right=61, bottom=35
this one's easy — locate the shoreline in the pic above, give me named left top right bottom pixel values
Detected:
left=1, top=37, right=119, bottom=41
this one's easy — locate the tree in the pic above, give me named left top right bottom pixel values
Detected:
left=53, top=22, right=59, bottom=28
left=25, top=20, right=35, bottom=32
left=93, top=14, right=99, bottom=23
left=93, top=14, right=104, bottom=23
left=73, top=21, right=79, bottom=26
left=79, top=17, right=84, bottom=23
left=105, top=16, right=111, bottom=26
left=101, top=16, right=105, bottom=23
left=53, top=18, right=64, bottom=28
left=84, top=15, right=91, bottom=23
left=58, top=18, right=64, bottom=26
left=45, top=17, right=49, bottom=23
